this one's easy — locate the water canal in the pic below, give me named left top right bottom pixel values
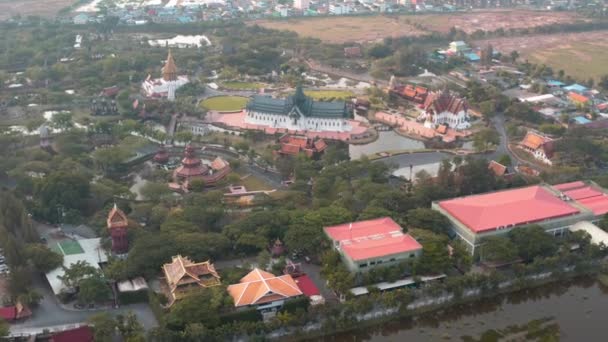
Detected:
left=322, top=277, right=607, bottom=342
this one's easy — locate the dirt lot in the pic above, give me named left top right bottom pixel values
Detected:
left=474, top=30, right=608, bottom=81
left=408, top=10, right=587, bottom=34
left=253, top=10, right=587, bottom=44
left=0, top=0, right=75, bottom=20
left=253, top=16, right=428, bottom=44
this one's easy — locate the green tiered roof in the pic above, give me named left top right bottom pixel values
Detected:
left=246, top=85, right=350, bottom=119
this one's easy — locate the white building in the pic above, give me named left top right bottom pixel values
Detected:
left=417, top=89, right=470, bottom=130
left=45, top=238, right=108, bottom=295
left=275, top=5, right=289, bottom=16
left=245, top=85, right=352, bottom=133
left=449, top=41, right=469, bottom=54
left=141, top=50, right=189, bottom=101
left=520, top=131, right=554, bottom=165
left=330, top=3, right=351, bottom=14
left=294, top=0, right=310, bottom=10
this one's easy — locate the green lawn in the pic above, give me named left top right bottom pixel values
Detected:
left=57, top=240, right=84, bottom=255
left=221, top=81, right=265, bottom=90
left=304, top=90, right=355, bottom=100
left=236, top=172, right=273, bottom=191
left=529, top=42, right=608, bottom=82
left=200, top=96, right=249, bottom=112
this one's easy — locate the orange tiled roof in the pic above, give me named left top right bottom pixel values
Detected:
left=107, top=204, right=128, bottom=230
left=227, top=268, right=302, bottom=307
left=436, top=124, right=448, bottom=134
left=488, top=160, right=507, bottom=177
left=568, top=92, right=589, bottom=103
left=210, top=156, right=229, bottom=171
left=521, top=131, right=548, bottom=150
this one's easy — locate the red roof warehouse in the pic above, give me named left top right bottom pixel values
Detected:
left=324, top=217, right=423, bottom=272
left=432, top=181, right=608, bottom=254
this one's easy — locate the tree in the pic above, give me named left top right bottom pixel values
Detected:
left=598, top=214, right=608, bottom=232
left=406, top=208, right=450, bottom=235
left=116, top=312, right=145, bottom=341
left=189, top=179, right=206, bottom=192
left=411, top=229, right=451, bottom=274
left=88, top=313, right=117, bottom=342
left=104, top=259, right=128, bottom=281
left=34, top=171, right=91, bottom=223
left=50, top=111, right=74, bottom=131
left=257, top=250, right=271, bottom=270
left=0, top=319, right=8, bottom=337
left=479, top=100, right=496, bottom=121
left=165, top=288, right=226, bottom=330
left=78, top=275, right=111, bottom=304
left=140, top=182, right=172, bottom=202
left=93, top=146, right=131, bottom=174
left=25, top=243, right=63, bottom=272
left=175, top=131, right=193, bottom=144
left=498, top=154, right=512, bottom=167
left=473, top=128, right=500, bottom=152
left=480, top=236, right=518, bottom=263
left=508, top=225, right=557, bottom=262
left=59, top=260, right=99, bottom=290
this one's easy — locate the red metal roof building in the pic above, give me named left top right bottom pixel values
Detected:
left=324, top=217, right=423, bottom=272
left=294, top=274, right=320, bottom=297
left=49, top=326, right=94, bottom=342
left=0, top=302, right=31, bottom=322
left=432, top=181, right=608, bottom=255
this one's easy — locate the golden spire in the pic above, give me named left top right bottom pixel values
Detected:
left=162, top=49, right=178, bottom=81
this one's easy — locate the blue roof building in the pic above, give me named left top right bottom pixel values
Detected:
left=177, top=16, right=194, bottom=23
left=547, top=80, right=565, bottom=87
left=564, top=84, right=588, bottom=93
left=574, top=116, right=592, bottom=125
left=464, top=53, right=480, bottom=62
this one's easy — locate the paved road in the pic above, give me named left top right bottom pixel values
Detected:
left=487, top=113, right=517, bottom=165
left=11, top=273, right=158, bottom=336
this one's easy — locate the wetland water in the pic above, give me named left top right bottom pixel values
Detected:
left=322, top=277, right=607, bottom=341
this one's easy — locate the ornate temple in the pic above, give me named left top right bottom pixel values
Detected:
left=141, top=50, right=189, bottom=101
left=153, top=145, right=170, bottom=164
left=417, top=89, right=470, bottom=130
left=162, top=255, right=221, bottom=306
left=107, top=204, right=129, bottom=255
left=169, top=145, right=231, bottom=192
left=245, top=85, right=352, bottom=133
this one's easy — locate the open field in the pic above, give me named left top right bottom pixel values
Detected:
left=253, top=16, right=428, bottom=43
left=0, top=0, right=75, bottom=20
left=304, top=90, right=355, bottom=100
left=253, top=11, right=587, bottom=44
left=221, top=81, right=265, bottom=90
left=474, top=30, right=608, bottom=81
left=200, top=96, right=249, bottom=112
left=408, top=10, right=587, bottom=34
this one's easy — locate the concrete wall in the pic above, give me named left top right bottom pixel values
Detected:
left=344, top=249, right=422, bottom=273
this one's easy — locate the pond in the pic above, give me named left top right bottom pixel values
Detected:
left=349, top=131, right=426, bottom=160
left=323, top=277, right=608, bottom=341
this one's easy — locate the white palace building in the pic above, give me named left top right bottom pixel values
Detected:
left=141, top=50, right=189, bottom=101
left=244, top=86, right=352, bottom=133
left=417, top=88, right=470, bottom=130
